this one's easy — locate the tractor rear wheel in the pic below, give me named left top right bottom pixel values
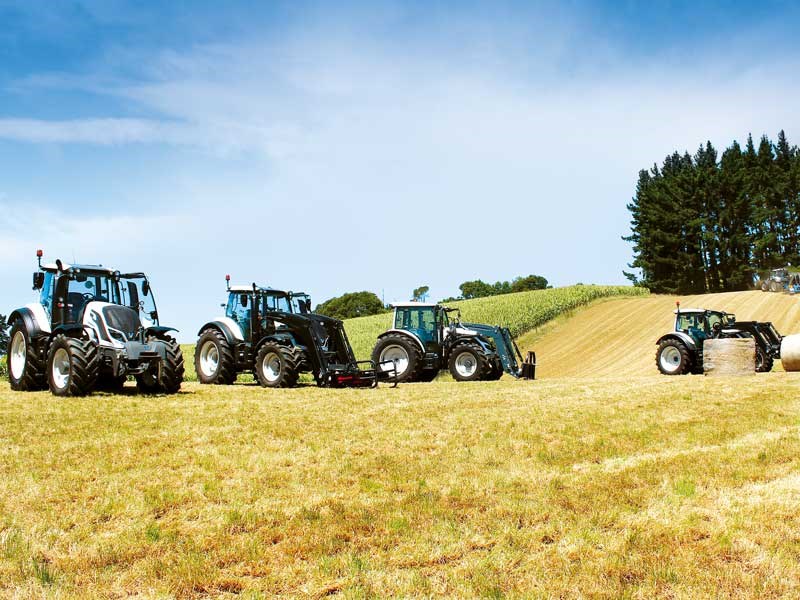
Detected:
left=195, top=328, right=237, bottom=384
left=755, top=346, right=774, bottom=373
left=770, top=281, right=782, bottom=292
left=7, top=321, right=46, bottom=391
left=448, top=342, right=489, bottom=382
left=255, top=343, right=301, bottom=388
left=656, top=339, right=692, bottom=375
left=46, top=334, right=99, bottom=396
left=136, top=336, right=185, bottom=394
left=372, top=335, right=422, bottom=383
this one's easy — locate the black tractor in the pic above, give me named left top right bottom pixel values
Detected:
left=371, top=302, right=536, bottom=383
left=655, top=302, right=782, bottom=375
left=194, top=276, right=395, bottom=388
left=6, top=250, right=184, bottom=396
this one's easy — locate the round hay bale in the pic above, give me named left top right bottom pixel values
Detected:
left=703, top=338, right=756, bottom=376
left=780, top=334, right=800, bottom=372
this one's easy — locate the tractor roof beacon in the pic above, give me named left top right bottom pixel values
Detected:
left=371, top=302, right=536, bottom=383
left=194, top=276, right=397, bottom=388
left=5, top=250, right=184, bottom=396
left=655, top=301, right=782, bottom=375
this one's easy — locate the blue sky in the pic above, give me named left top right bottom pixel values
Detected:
left=2, top=1, right=800, bottom=340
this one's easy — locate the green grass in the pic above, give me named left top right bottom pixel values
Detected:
left=344, top=284, right=648, bottom=360
left=1, top=374, right=799, bottom=598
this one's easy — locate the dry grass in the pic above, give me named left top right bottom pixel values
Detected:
left=521, top=291, right=800, bottom=379
left=2, top=373, right=800, bottom=598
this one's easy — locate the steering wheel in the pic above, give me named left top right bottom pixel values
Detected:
left=82, top=293, right=95, bottom=302
left=711, top=322, right=722, bottom=337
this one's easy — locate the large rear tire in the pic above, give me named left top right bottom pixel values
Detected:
left=255, top=343, right=301, bottom=388
left=371, top=334, right=422, bottom=383
left=448, top=342, right=489, bottom=382
left=656, top=339, right=692, bottom=375
left=195, top=329, right=237, bottom=384
left=7, top=321, right=46, bottom=391
left=770, top=281, right=782, bottom=292
left=46, top=334, right=99, bottom=397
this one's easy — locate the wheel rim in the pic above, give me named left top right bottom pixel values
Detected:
left=380, top=345, right=409, bottom=375
left=262, top=352, right=281, bottom=383
left=199, top=340, right=220, bottom=377
left=454, top=351, right=478, bottom=377
left=659, top=346, right=682, bottom=373
left=52, top=348, right=70, bottom=390
left=9, top=331, right=26, bottom=379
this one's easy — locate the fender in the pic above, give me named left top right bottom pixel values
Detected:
left=377, top=329, right=425, bottom=353
left=51, top=323, right=87, bottom=338
left=7, top=307, right=43, bottom=339
left=655, top=332, right=697, bottom=350
left=146, top=326, right=178, bottom=337
left=198, top=317, right=244, bottom=344
left=254, top=333, right=301, bottom=351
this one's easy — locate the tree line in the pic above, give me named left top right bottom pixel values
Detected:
left=624, top=131, right=800, bottom=294
left=314, top=274, right=550, bottom=319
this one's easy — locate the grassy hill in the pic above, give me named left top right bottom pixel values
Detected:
left=344, top=285, right=649, bottom=361
left=521, top=290, right=800, bottom=379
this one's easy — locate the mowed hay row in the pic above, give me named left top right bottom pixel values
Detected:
left=521, top=290, right=800, bottom=379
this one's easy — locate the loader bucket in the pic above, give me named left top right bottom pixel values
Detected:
left=520, top=351, right=536, bottom=380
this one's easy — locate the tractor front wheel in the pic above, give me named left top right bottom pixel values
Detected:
left=483, top=359, right=504, bottom=381
left=755, top=346, right=774, bottom=373
left=46, top=334, right=99, bottom=396
left=448, top=343, right=489, bottom=382
left=195, top=329, right=236, bottom=384
left=372, top=335, right=422, bottom=383
left=656, top=339, right=692, bottom=375
left=136, top=336, right=185, bottom=394
left=255, top=343, right=301, bottom=388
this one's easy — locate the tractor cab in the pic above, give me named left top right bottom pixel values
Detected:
left=674, top=307, right=735, bottom=344
left=392, top=303, right=449, bottom=350
left=224, top=283, right=311, bottom=340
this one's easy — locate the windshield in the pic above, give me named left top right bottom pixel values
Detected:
left=120, top=276, right=159, bottom=327
left=68, top=273, right=121, bottom=304
left=291, top=294, right=311, bottom=314
left=262, top=292, right=291, bottom=313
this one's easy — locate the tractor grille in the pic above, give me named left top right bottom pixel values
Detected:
left=102, top=306, right=141, bottom=341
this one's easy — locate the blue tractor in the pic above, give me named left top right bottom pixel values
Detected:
left=371, top=302, right=536, bottom=382
left=195, top=276, right=395, bottom=388
left=655, top=302, right=782, bottom=375
left=6, top=250, right=184, bottom=396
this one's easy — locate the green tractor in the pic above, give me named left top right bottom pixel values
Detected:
left=371, top=302, right=536, bottom=382
left=655, top=302, right=782, bottom=375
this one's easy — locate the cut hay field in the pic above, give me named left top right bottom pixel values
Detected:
left=2, top=373, right=800, bottom=598
left=522, top=290, right=800, bottom=379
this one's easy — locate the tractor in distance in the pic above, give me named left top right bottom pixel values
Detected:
left=655, top=302, right=782, bottom=375
left=758, top=267, right=800, bottom=293
left=6, top=250, right=184, bottom=396
left=371, top=302, right=536, bottom=382
left=194, top=276, right=396, bottom=388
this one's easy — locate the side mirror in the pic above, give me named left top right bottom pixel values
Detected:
left=142, top=280, right=150, bottom=296
left=240, top=294, right=248, bottom=308
left=32, top=272, right=45, bottom=290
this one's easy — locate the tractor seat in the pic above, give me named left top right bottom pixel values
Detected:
left=688, top=326, right=707, bottom=341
